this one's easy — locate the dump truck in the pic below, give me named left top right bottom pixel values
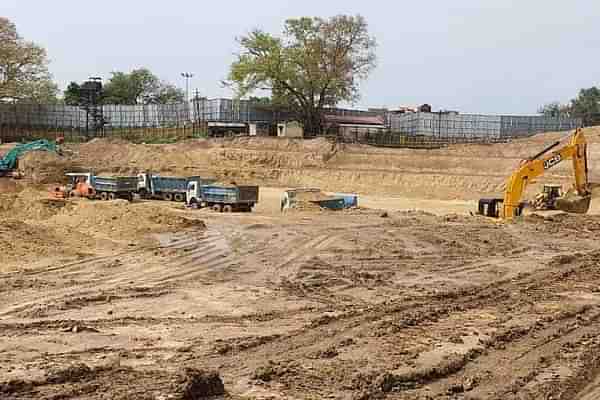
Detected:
left=94, top=175, right=138, bottom=201
left=51, top=173, right=138, bottom=201
left=186, top=181, right=259, bottom=212
left=137, top=172, right=216, bottom=202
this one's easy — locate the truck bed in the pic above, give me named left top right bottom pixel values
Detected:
left=201, top=185, right=259, bottom=205
left=94, top=176, right=138, bottom=193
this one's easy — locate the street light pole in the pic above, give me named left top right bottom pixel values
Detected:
left=181, top=72, right=193, bottom=102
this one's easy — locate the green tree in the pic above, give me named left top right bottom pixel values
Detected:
left=154, top=83, right=185, bottom=104
left=227, top=15, right=377, bottom=135
left=538, top=101, right=570, bottom=118
left=63, top=81, right=82, bottom=105
left=0, top=17, right=58, bottom=103
left=248, top=96, right=272, bottom=105
left=570, top=87, right=600, bottom=125
left=103, top=68, right=184, bottom=105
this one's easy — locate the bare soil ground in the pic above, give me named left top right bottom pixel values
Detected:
left=3, top=128, right=600, bottom=399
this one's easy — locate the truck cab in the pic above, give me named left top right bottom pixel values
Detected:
left=187, top=180, right=201, bottom=207
left=137, top=173, right=150, bottom=193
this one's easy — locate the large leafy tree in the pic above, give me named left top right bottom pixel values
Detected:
left=63, top=81, right=82, bottom=105
left=102, top=68, right=185, bottom=105
left=570, top=87, right=600, bottom=125
left=0, top=17, right=58, bottom=103
left=228, top=15, right=377, bottom=135
left=540, top=87, right=600, bottom=125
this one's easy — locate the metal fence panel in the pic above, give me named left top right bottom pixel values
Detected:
left=0, top=101, right=584, bottom=146
left=389, top=112, right=580, bottom=140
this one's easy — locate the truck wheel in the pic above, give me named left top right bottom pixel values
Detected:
left=223, top=205, right=233, bottom=213
left=163, top=193, right=173, bottom=201
left=174, top=193, right=185, bottom=202
left=212, top=204, right=223, bottom=213
left=100, top=192, right=109, bottom=201
left=108, top=192, right=117, bottom=201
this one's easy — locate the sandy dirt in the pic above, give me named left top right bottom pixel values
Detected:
left=3, top=128, right=600, bottom=399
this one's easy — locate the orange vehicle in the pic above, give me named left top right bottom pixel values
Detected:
left=50, top=173, right=96, bottom=199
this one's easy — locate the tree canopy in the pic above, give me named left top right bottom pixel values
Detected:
left=539, top=87, right=600, bottom=125
left=0, top=17, right=58, bottom=103
left=570, top=87, right=600, bottom=125
left=227, top=15, right=377, bottom=135
left=538, top=101, right=569, bottom=118
left=63, top=82, right=82, bottom=105
left=102, top=68, right=185, bottom=105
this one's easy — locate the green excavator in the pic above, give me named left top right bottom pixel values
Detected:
left=0, top=139, right=61, bottom=178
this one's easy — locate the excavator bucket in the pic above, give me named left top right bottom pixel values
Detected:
left=555, top=194, right=592, bottom=214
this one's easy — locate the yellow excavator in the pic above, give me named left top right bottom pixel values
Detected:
left=478, top=128, right=591, bottom=220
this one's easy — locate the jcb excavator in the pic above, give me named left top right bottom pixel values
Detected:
left=478, top=128, right=591, bottom=220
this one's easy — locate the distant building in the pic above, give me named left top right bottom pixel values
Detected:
left=323, top=113, right=386, bottom=141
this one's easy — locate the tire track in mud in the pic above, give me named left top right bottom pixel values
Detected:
left=0, top=228, right=234, bottom=319
left=267, top=233, right=341, bottom=280
left=208, top=250, right=600, bottom=399
left=0, top=252, right=154, bottom=318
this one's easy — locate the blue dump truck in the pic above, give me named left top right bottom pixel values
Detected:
left=186, top=181, right=259, bottom=212
left=137, top=172, right=216, bottom=202
left=92, top=175, right=139, bottom=201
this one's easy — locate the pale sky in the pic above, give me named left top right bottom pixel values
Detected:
left=2, top=0, right=599, bottom=113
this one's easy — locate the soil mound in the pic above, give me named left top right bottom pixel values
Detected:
left=45, top=363, right=94, bottom=384
left=172, top=368, right=225, bottom=399
left=0, top=218, right=72, bottom=268
left=19, top=151, right=79, bottom=184
left=29, top=126, right=600, bottom=201
left=0, top=178, right=19, bottom=193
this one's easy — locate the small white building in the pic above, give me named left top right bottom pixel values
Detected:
left=277, top=121, right=304, bottom=138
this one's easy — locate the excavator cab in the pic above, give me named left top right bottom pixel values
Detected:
left=543, top=184, right=562, bottom=199
left=532, top=184, right=563, bottom=210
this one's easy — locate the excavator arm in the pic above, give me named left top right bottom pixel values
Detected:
left=0, top=139, right=60, bottom=176
left=502, top=128, right=589, bottom=219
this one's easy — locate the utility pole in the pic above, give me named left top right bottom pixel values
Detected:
left=181, top=72, right=193, bottom=102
